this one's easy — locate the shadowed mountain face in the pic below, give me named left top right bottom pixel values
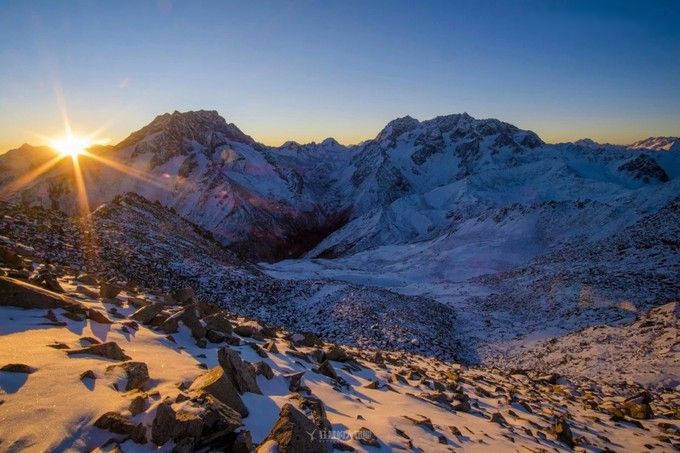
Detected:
left=0, top=110, right=677, bottom=267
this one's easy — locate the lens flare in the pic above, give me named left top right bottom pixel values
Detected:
left=50, top=134, right=91, bottom=157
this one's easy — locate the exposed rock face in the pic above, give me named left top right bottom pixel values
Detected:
left=203, top=312, right=233, bottom=334
left=130, top=303, right=164, bottom=323
left=257, top=403, right=329, bottom=453
left=180, top=303, right=207, bottom=339
left=99, top=282, right=122, bottom=299
left=188, top=367, right=248, bottom=417
left=106, top=361, right=149, bottom=391
left=0, top=363, right=36, bottom=374
left=66, top=342, right=131, bottom=361
left=217, top=347, right=262, bottom=394
left=151, top=395, right=242, bottom=448
left=94, top=412, right=146, bottom=444
left=151, top=402, right=201, bottom=446
left=551, top=418, right=574, bottom=448
left=0, top=276, right=85, bottom=313
left=618, top=154, right=669, bottom=183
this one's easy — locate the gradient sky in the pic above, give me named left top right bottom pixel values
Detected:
left=1, top=0, right=679, bottom=151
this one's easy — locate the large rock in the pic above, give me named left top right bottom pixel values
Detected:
left=99, top=282, right=122, bottom=299
left=94, top=411, right=146, bottom=444
left=180, top=304, right=207, bottom=339
left=189, top=367, right=248, bottom=417
left=203, top=312, right=233, bottom=334
left=130, top=303, right=164, bottom=324
left=106, top=361, right=149, bottom=391
left=316, top=360, right=338, bottom=380
left=217, top=347, right=262, bottom=395
left=325, top=345, right=350, bottom=362
left=152, top=395, right=242, bottom=448
left=0, top=276, right=85, bottom=313
left=151, top=402, right=202, bottom=446
left=550, top=418, right=574, bottom=448
left=257, top=403, right=329, bottom=453
left=66, top=342, right=131, bottom=361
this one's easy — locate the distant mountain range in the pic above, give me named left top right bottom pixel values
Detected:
left=0, top=111, right=677, bottom=363
left=0, top=110, right=677, bottom=261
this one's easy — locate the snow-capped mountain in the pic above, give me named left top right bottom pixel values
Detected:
left=628, top=136, right=679, bottom=152
left=0, top=110, right=678, bottom=365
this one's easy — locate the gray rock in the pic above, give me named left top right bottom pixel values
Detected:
left=106, top=361, right=149, bottom=391
left=94, top=411, right=146, bottom=444
left=189, top=367, right=248, bottom=417
left=67, top=342, right=131, bottom=361
left=257, top=403, right=329, bottom=453
left=217, top=347, right=262, bottom=394
left=130, top=303, right=164, bottom=324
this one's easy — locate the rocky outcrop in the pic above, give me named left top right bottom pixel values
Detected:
left=257, top=403, right=329, bottom=453
left=189, top=367, right=248, bottom=417
left=217, top=347, right=262, bottom=394
left=66, top=342, right=131, bottom=361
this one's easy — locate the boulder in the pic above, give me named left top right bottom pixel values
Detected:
left=180, top=304, right=207, bottom=339
left=203, top=312, right=233, bottom=334
left=151, top=402, right=202, bottom=446
left=355, top=427, right=379, bottom=447
left=106, top=361, right=149, bottom=391
left=263, top=340, right=279, bottom=353
left=94, top=412, right=146, bottom=444
left=325, top=345, right=350, bottom=362
left=316, top=360, right=338, bottom=380
left=88, top=308, right=114, bottom=324
left=257, top=403, right=329, bottom=453
left=189, top=367, right=249, bottom=417
left=67, top=342, right=131, bottom=361
left=550, top=418, right=574, bottom=448
left=130, top=303, right=164, bottom=324
left=129, top=395, right=147, bottom=416
left=295, top=394, right=332, bottom=431
left=248, top=342, right=267, bottom=358
left=206, top=329, right=226, bottom=343
left=625, top=401, right=654, bottom=420
left=0, top=363, right=36, bottom=374
left=100, top=282, right=122, bottom=299
left=217, top=347, right=262, bottom=394
left=158, top=312, right=180, bottom=334
left=254, top=361, right=274, bottom=380
left=286, top=371, right=305, bottom=392
left=0, top=276, right=85, bottom=313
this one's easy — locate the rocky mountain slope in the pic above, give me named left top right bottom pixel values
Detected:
left=0, top=194, right=459, bottom=359
left=1, top=251, right=678, bottom=452
left=0, top=110, right=678, bottom=367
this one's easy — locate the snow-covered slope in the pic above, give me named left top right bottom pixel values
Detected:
left=0, top=255, right=677, bottom=452
left=1, top=110, right=678, bottom=366
left=0, top=194, right=459, bottom=359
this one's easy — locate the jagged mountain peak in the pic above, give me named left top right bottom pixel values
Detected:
left=115, top=109, right=256, bottom=152
left=628, top=136, right=679, bottom=151
left=375, top=115, right=421, bottom=142
left=374, top=113, right=543, bottom=149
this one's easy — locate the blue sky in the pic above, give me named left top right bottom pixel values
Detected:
left=1, top=0, right=678, bottom=149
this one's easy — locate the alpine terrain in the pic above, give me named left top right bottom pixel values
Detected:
left=0, top=110, right=678, bottom=452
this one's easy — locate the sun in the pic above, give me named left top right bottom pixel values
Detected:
left=50, top=134, right=92, bottom=157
